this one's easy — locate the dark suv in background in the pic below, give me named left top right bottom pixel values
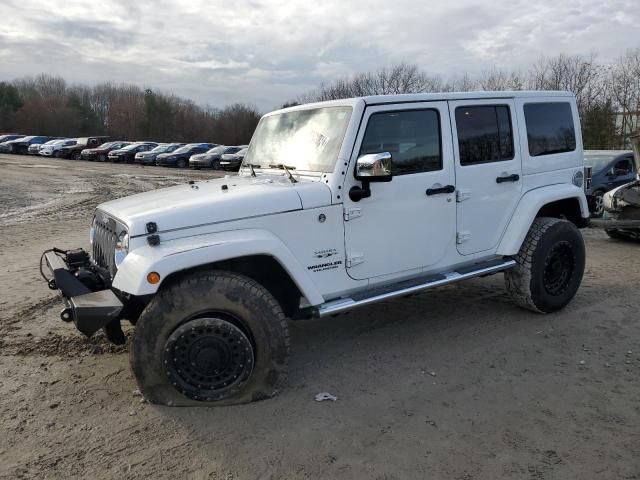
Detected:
left=81, top=141, right=131, bottom=161
left=584, top=150, right=636, bottom=217
left=156, top=143, right=215, bottom=168
left=134, top=143, right=184, bottom=165
left=108, top=142, right=158, bottom=163
left=219, top=146, right=248, bottom=171
left=188, top=145, right=244, bottom=169
left=60, top=136, right=110, bottom=159
left=2, top=135, right=50, bottom=154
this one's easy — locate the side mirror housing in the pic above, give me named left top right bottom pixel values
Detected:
left=350, top=152, right=393, bottom=202
left=355, top=152, right=393, bottom=182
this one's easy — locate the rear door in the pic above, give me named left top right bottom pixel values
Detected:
left=449, top=99, right=522, bottom=255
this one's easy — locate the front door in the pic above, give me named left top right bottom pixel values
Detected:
left=343, top=102, right=456, bottom=281
left=449, top=100, right=522, bottom=255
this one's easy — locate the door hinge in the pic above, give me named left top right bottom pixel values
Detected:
left=346, top=253, right=365, bottom=268
left=456, top=231, right=471, bottom=244
left=343, top=207, right=362, bottom=221
left=456, top=189, right=471, bottom=202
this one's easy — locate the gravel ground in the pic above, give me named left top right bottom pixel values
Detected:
left=0, top=153, right=638, bottom=479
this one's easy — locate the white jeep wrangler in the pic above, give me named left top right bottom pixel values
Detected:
left=43, top=91, right=589, bottom=406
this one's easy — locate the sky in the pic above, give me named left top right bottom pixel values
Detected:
left=0, top=0, right=638, bottom=112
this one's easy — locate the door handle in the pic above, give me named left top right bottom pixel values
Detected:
left=496, top=174, right=520, bottom=184
left=426, top=185, right=455, bottom=196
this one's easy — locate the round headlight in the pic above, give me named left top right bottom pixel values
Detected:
left=572, top=169, right=584, bottom=188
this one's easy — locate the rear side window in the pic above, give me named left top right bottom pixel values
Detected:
left=524, top=102, right=576, bottom=157
left=360, top=109, right=442, bottom=175
left=455, top=105, right=514, bottom=166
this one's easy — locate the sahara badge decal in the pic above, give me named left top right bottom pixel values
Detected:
left=308, top=248, right=342, bottom=272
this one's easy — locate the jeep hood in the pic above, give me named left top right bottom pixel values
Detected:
left=98, top=175, right=331, bottom=237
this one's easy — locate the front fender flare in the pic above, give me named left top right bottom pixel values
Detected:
left=497, top=184, right=589, bottom=256
left=111, top=229, right=325, bottom=305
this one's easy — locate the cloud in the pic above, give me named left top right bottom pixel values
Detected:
left=0, top=0, right=638, bottom=111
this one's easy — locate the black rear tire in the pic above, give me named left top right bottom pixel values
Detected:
left=605, top=228, right=639, bottom=241
left=591, top=190, right=605, bottom=217
left=505, top=217, right=585, bottom=313
left=130, top=270, right=290, bottom=406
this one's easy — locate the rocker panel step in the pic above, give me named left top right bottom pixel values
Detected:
left=317, top=258, right=516, bottom=317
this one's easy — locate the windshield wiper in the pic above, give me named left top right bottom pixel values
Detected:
left=269, top=164, right=298, bottom=183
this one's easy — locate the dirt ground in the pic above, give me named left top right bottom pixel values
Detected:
left=0, top=153, right=638, bottom=480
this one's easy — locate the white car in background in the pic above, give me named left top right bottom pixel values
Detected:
left=39, top=139, right=77, bottom=157
left=30, top=139, right=65, bottom=155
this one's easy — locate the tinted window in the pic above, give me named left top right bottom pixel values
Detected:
left=524, top=102, right=576, bottom=157
left=359, top=109, right=442, bottom=175
left=455, top=105, right=514, bottom=165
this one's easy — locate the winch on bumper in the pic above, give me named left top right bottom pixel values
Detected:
left=43, top=248, right=126, bottom=344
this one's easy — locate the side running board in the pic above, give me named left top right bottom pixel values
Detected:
left=316, top=258, right=516, bottom=317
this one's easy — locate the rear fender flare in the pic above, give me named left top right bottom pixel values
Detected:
left=497, top=184, right=589, bottom=256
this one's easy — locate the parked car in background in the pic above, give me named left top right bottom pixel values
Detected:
left=134, top=143, right=184, bottom=165
left=584, top=150, right=635, bottom=217
left=29, top=138, right=64, bottom=155
left=0, top=134, right=24, bottom=145
left=9, top=135, right=52, bottom=154
left=108, top=142, right=158, bottom=163
left=157, top=143, right=215, bottom=168
left=81, top=141, right=131, bottom=161
left=189, top=145, right=244, bottom=169
left=60, top=136, right=110, bottom=159
left=219, top=146, right=248, bottom=171
left=40, top=139, right=77, bottom=157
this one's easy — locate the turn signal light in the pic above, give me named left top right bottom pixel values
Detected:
left=147, top=272, right=161, bottom=284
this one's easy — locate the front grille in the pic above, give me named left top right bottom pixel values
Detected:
left=92, top=214, right=118, bottom=277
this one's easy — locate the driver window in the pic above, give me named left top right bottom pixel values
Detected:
left=359, top=109, right=442, bottom=175
left=614, top=159, right=632, bottom=176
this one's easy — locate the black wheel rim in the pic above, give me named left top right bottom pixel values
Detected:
left=543, top=241, right=575, bottom=296
left=163, top=317, right=254, bottom=401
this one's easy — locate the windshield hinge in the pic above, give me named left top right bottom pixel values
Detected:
left=456, top=231, right=471, bottom=244
left=343, top=207, right=362, bottom=221
left=456, top=189, right=471, bottom=202
left=346, top=253, right=365, bottom=268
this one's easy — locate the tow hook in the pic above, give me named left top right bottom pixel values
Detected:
left=48, top=279, right=57, bottom=290
left=60, top=307, right=73, bottom=322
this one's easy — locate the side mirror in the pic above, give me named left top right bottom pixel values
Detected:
left=350, top=152, right=393, bottom=202
left=355, top=152, right=393, bottom=182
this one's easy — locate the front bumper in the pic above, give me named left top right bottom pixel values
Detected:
left=134, top=155, right=155, bottom=164
left=157, top=158, right=178, bottom=166
left=44, top=251, right=123, bottom=338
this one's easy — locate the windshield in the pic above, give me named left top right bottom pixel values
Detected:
left=243, top=106, right=352, bottom=172
left=122, top=143, right=144, bottom=151
left=173, top=144, right=201, bottom=154
left=584, top=152, right=623, bottom=172
left=151, top=144, right=175, bottom=153
left=207, top=146, right=227, bottom=154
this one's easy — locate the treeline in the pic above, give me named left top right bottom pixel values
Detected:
left=0, top=75, right=261, bottom=145
left=298, top=51, right=640, bottom=150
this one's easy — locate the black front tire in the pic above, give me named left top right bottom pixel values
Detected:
left=130, top=270, right=290, bottom=406
left=177, top=158, right=187, bottom=168
left=505, top=217, right=585, bottom=313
